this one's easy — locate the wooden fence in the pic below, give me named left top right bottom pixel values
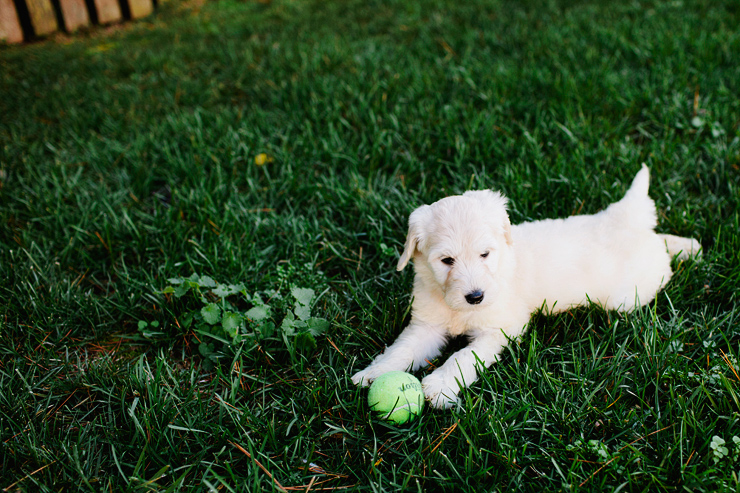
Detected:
left=1, top=0, right=156, bottom=43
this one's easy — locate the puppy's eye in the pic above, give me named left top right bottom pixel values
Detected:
left=441, top=257, right=455, bottom=266
left=481, top=251, right=490, bottom=258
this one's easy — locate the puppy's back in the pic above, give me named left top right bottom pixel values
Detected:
left=510, top=166, right=671, bottom=312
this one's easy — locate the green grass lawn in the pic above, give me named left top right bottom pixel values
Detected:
left=1, top=0, right=739, bottom=490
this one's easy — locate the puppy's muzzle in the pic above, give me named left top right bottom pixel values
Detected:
left=465, top=290, right=484, bottom=305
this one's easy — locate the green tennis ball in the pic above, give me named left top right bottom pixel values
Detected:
left=368, top=371, right=424, bottom=424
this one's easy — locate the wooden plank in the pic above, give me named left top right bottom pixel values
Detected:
left=25, top=0, right=59, bottom=36
left=0, top=0, right=24, bottom=43
left=128, top=0, right=153, bottom=19
left=59, top=0, right=90, bottom=32
left=94, top=0, right=122, bottom=24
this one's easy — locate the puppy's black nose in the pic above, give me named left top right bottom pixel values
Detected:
left=465, top=290, right=484, bottom=305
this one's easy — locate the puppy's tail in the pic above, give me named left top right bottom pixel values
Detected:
left=624, top=163, right=650, bottom=200
left=606, top=163, right=657, bottom=230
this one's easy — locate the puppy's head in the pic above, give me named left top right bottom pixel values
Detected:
left=398, top=190, right=513, bottom=311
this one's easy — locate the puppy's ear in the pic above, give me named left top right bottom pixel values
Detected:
left=463, top=190, right=513, bottom=246
left=503, top=217, right=513, bottom=246
left=397, top=205, right=432, bottom=271
left=497, top=201, right=513, bottom=246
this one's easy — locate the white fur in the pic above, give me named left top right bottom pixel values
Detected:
left=352, top=165, right=701, bottom=409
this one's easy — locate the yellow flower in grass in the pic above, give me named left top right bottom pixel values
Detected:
left=254, top=153, right=274, bottom=166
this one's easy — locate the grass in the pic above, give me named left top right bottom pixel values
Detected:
left=1, top=0, right=739, bottom=490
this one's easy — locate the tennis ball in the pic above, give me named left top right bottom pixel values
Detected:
left=368, top=371, right=424, bottom=424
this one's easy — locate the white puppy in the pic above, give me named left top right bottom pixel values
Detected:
left=352, top=165, right=701, bottom=409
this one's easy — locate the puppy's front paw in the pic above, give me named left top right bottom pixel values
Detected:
left=352, top=353, right=415, bottom=387
left=422, top=373, right=460, bottom=410
left=351, top=368, right=373, bottom=387
left=351, top=366, right=393, bottom=387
